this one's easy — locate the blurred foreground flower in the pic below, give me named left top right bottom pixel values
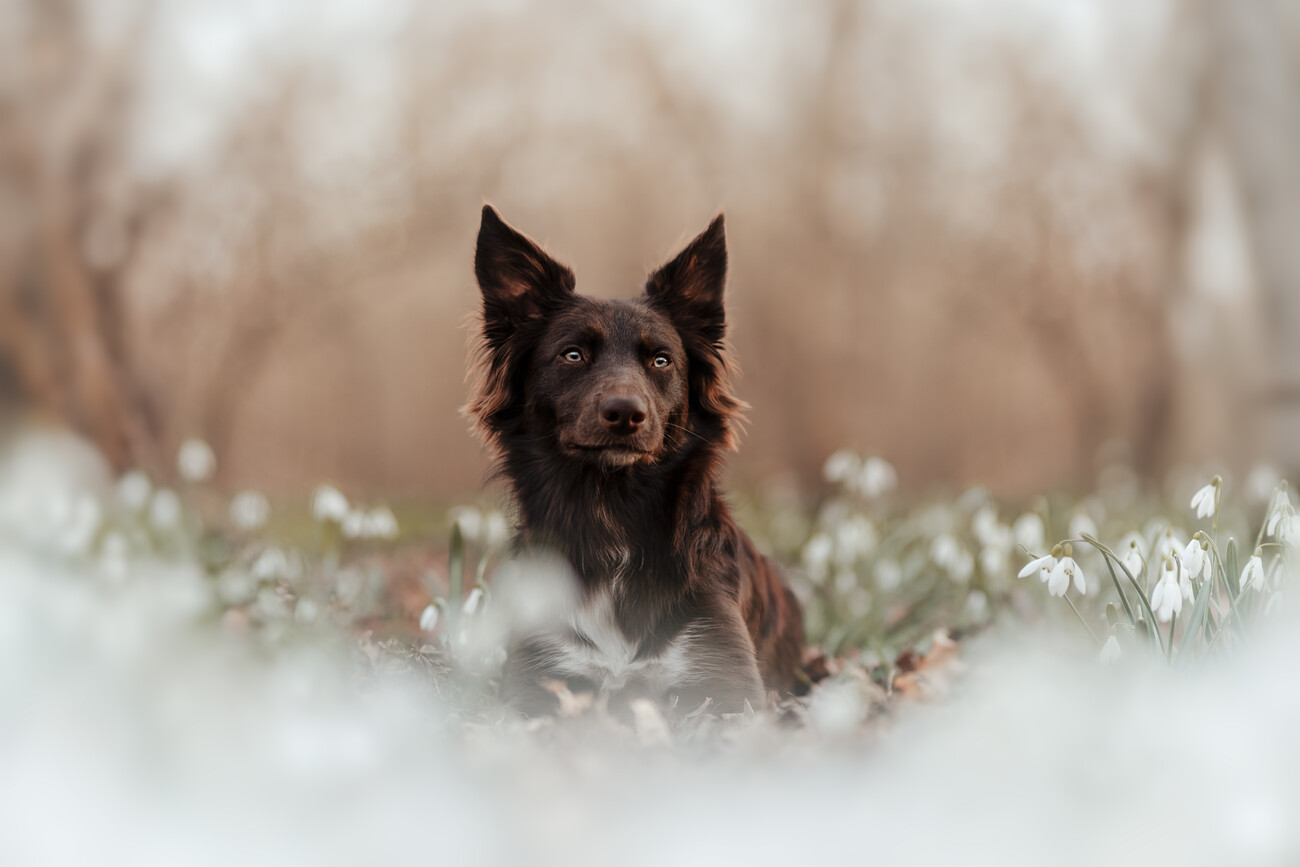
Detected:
left=1099, top=635, right=1121, bottom=664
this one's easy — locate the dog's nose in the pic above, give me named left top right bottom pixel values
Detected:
left=599, top=396, right=647, bottom=434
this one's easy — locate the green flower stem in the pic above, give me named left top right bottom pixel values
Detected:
left=1065, top=594, right=1101, bottom=646
left=1078, top=534, right=1165, bottom=656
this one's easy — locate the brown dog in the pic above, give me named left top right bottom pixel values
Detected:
left=468, top=206, right=805, bottom=715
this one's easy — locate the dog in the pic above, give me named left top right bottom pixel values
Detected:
left=467, top=205, right=806, bottom=716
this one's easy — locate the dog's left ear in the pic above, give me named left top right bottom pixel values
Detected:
left=475, top=205, right=575, bottom=346
left=645, top=214, right=727, bottom=344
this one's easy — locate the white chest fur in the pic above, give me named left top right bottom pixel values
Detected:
left=540, top=586, right=694, bottom=695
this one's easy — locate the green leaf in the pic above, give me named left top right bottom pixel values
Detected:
left=1225, top=538, right=1240, bottom=598
left=1177, top=576, right=1214, bottom=662
left=449, top=521, right=465, bottom=608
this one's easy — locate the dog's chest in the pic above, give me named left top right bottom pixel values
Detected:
left=545, top=586, right=692, bottom=695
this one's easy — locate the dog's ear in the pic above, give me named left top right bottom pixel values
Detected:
left=645, top=214, right=745, bottom=450
left=644, top=214, right=727, bottom=343
left=475, top=205, right=575, bottom=343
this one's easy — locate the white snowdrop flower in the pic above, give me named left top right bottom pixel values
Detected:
left=229, top=490, right=270, bottom=532
left=874, top=559, right=902, bottom=591
left=1119, top=533, right=1147, bottom=577
left=822, top=449, right=860, bottom=485
left=311, top=485, right=349, bottom=523
left=484, top=511, right=510, bottom=548
left=1184, top=537, right=1213, bottom=583
left=250, top=547, right=290, bottom=582
left=60, top=494, right=101, bottom=556
left=834, top=515, right=877, bottom=564
left=1018, top=553, right=1056, bottom=581
left=1265, top=486, right=1294, bottom=538
left=1100, top=634, right=1121, bottom=664
left=802, top=533, right=834, bottom=581
left=1190, top=479, right=1219, bottom=519
left=462, top=587, right=485, bottom=615
left=450, top=505, right=483, bottom=541
left=116, top=470, right=152, bottom=512
left=1047, top=555, right=1085, bottom=597
left=149, top=488, right=182, bottom=532
left=1240, top=552, right=1266, bottom=593
left=858, top=457, right=897, bottom=498
left=341, top=509, right=366, bottom=540
left=177, top=438, right=216, bottom=483
left=1068, top=512, right=1098, bottom=541
left=418, top=603, right=440, bottom=633
left=1013, top=513, right=1045, bottom=553
left=1150, top=559, right=1183, bottom=622
left=362, top=507, right=399, bottom=541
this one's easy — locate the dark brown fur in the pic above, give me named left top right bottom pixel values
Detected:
left=467, top=205, right=805, bottom=714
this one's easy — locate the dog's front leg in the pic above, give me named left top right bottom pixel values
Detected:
left=669, top=608, right=766, bottom=715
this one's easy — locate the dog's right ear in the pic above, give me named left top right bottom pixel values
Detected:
left=475, top=206, right=575, bottom=343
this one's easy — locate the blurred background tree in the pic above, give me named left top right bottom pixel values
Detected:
left=0, top=0, right=1294, bottom=498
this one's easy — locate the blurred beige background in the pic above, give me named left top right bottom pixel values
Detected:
left=2, top=0, right=1298, bottom=497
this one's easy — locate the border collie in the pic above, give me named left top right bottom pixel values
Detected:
left=468, top=205, right=805, bottom=715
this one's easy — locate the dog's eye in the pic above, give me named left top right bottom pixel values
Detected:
left=560, top=348, right=584, bottom=363
left=651, top=354, right=671, bottom=369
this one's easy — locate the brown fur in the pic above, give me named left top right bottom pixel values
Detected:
left=467, top=205, right=806, bottom=714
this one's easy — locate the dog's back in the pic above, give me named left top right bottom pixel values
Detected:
left=468, top=205, right=805, bottom=714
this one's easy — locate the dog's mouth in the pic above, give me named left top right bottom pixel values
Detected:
left=563, top=443, right=652, bottom=467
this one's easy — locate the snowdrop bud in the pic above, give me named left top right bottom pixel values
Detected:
left=1119, top=533, right=1146, bottom=577
left=1189, top=478, right=1219, bottom=520
left=1151, top=559, right=1182, bottom=621
left=1240, top=552, right=1265, bottom=593
left=462, top=587, right=485, bottom=615
left=230, top=490, right=270, bottom=532
left=418, top=603, right=440, bottom=633
left=177, top=439, right=216, bottom=483
left=1100, top=634, right=1121, bottom=664
left=311, top=485, right=349, bottom=523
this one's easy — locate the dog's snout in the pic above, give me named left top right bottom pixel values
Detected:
left=599, top=395, right=647, bottom=434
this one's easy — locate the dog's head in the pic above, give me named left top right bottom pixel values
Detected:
left=467, top=205, right=743, bottom=468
